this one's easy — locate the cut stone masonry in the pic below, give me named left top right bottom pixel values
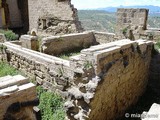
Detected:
left=0, top=75, right=38, bottom=120
left=116, top=8, right=160, bottom=41
left=28, top=0, right=83, bottom=35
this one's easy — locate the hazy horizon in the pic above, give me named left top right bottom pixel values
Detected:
left=71, top=0, right=160, bottom=9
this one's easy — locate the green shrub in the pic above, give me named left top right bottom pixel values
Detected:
left=0, top=29, right=18, bottom=41
left=0, top=62, right=19, bottom=77
left=154, top=39, right=160, bottom=50
left=37, top=86, right=65, bottom=120
left=122, top=27, right=128, bottom=35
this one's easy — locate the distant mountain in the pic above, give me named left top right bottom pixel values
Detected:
left=78, top=10, right=160, bottom=32
left=97, top=5, right=160, bottom=13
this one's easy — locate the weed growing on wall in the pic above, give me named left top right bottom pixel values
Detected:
left=58, top=51, right=80, bottom=60
left=83, top=61, right=93, bottom=70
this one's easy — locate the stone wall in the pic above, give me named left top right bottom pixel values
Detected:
left=28, top=0, right=83, bottom=35
left=144, top=28, right=160, bottom=41
left=116, top=8, right=149, bottom=34
left=65, top=39, right=153, bottom=120
left=0, top=39, right=153, bottom=120
left=93, top=31, right=116, bottom=44
left=1, top=42, right=72, bottom=91
left=115, top=8, right=160, bottom=41
left=20, top=35, right=38, bottom=51
left=0, top=75, right=38, bottom=120
left=41, top=31, right=98, bottom=55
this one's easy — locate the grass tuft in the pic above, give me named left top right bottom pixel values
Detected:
left=58, top=52, right=80, bottom=60
left=0, top=62, right=19, bottom=77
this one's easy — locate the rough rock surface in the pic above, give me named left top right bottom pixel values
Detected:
left=142, top=103, right=160, bottom=120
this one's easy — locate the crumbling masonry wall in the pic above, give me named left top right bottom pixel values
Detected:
left=116, top=8, right=160, bottom=41
left=65, top=39, right=153, bottom=120
left=0, top=39, right=153, bottom=120
left=116, top=8, right=149, bottom=39
left=28, top=0, right=83, bottom=35
left=116, top=8, right=148, bottom=31
left=0, top=75, right=38, bottom=120
left=41, top=31, right=117, bottom=55
left=41, top=31, right=98, bottom=55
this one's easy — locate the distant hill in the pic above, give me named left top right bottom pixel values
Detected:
left=78, top=10, right=160, bottom=33
left=78, top=10, right=116, bottom=32
left=97, top=5, right=160, bottom=13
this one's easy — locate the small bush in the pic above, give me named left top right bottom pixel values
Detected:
left=37, top=86, right=65, bottom=120
left=0, top=29, right=18, bottom=41
left=156, top=41, right=160, bottom=48
left=0, top=62, right=19, bottom=77
left=122, top=27, right=128, bottom=35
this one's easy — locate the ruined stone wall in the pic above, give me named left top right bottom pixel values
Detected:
left=0, top=39, right=153, bottom=120
left=28, top=0, right=83, bottom=35
left=144, top=29, right=160, bottom=41
left=1, top=42, right=72, bottom=91
left=116, top=8, right=149, bottom=40
left=116, top=8, right=149, bottom=33
left=0, top=75, right=38, bottom=120
left=41, top=31, right=98, bottom=55
left=93, top=31, right=116, bottom=44
left=65, top=39, right=153, bottom=120
left=115, top=8, right=160, bottom=41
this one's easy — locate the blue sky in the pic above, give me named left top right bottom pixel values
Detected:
left=71, top=0, right=160, bottom=9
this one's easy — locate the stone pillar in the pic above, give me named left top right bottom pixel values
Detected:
left=20, top=35, right=38, bottom=51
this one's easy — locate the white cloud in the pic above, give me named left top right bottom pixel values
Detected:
left=71, top=0, right=160, bottom=9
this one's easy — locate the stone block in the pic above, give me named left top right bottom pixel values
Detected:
left=0, top=75, right=37, bottom=120
left=0, top=33, right=6, bottom=42
left=20, top=35, right=38, bottom=51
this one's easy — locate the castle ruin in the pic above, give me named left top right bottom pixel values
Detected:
left=0, top=2, right=160, bottom=120
left=0, top=0, right=83, bottom=34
